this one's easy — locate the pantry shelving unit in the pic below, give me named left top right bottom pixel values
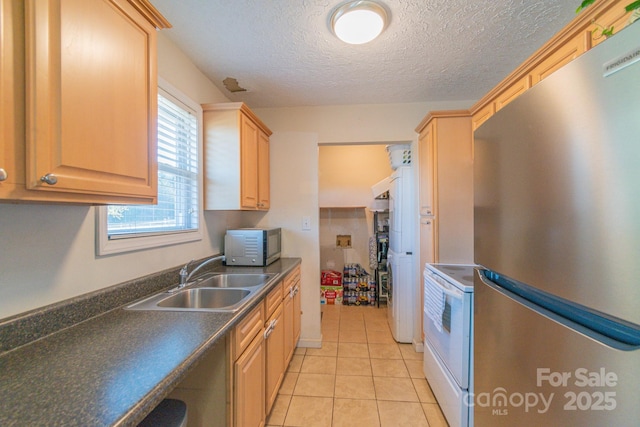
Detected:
left=373, top=210, right=389, bottom=307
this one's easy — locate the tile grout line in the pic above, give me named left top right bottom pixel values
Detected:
left=270, top=305, right=448, bottom=426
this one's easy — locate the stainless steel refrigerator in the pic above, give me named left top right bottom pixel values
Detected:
left=473, top=22, right=640, bottom=426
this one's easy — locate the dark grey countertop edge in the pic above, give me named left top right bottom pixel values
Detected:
left=0, top=257, right=301, bottom=427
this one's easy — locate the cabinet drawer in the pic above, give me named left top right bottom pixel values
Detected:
left=232, top=303, right=264, bottom=360
left=284, top=266, right=301, bottom=297
left=265, top=282, right=283, bottom=318
left=283, top=271, right=295, bottom=295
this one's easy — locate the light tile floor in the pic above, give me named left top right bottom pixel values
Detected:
left=266, top=304, right=449, bottom=427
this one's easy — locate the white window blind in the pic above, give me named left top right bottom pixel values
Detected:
left=107, top=93, right=199, bottom=238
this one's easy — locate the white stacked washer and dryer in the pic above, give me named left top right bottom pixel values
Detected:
left=386, top=155, right=415, bottom=343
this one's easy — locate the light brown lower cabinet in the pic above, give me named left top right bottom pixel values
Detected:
left=234, top=332, right=266, bottom=427
left=291, top=269, right=302, bottom=347
left=264, top=303, right=285, bottom=414
left=266, top=265, right=302, bottom=415
left=283, top=284, right=295, bottom=365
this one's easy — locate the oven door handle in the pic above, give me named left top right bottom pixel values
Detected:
left=425, top=275, right=464, bottom=300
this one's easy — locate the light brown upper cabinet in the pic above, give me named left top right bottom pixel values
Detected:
left=494, top=75, right=532, bottom=112
left=529, top=35, right=587, bottom=85
left=0, top=0, right=169, bottom=204
left=202, top=102, right=272, bottom=210
left=416, top=111, right=474, bottom=265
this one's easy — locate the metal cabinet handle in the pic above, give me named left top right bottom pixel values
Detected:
left=40, top=173, right=58, bottom=185
left=0, top=168, right=7, bottom=182
left=263, top=319, right=278, bottom=339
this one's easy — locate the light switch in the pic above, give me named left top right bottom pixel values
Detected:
left=302, top=216, right=311, bottom=230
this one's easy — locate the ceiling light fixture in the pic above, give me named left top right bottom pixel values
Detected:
left=331, top=1, right=388, bottom=45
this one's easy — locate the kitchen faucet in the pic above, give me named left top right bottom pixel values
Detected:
left=178, top=255, right=226, bottom=286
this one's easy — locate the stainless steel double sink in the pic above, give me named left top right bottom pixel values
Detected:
left=126, top=272, right=276, bottom=313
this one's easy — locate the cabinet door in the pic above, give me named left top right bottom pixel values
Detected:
left=264, top=303, right=284, bottom=415
left=418, top=123, right=435, bottom=217
left=419, top=216, right=435, bottom=340
left=234, top=333, right=265, bottom=427
left=419, top=216, right=436, bottom=268
left=293, top=279, right=302, bottom=344
left=240, top=113, right=259, bottom=208
left=472, top=102, right=494, bottom=132
left=495, top=75, right=531, bottom=112
left=589, top=2, right=631, bottom=48
left=530, top=34, right=586, bottom=85
left=283, top=286, right=295, bottom=365
left=0, top=0, right=24, bottom=196
left=24, top=0, right=157, bottom=202
left=257, top=130, right=270, bottom=210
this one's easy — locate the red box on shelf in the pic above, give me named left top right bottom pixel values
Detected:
left=321, top=270, right=342, bottom=287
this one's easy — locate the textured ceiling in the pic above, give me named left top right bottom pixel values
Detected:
left=150, top=0, right=579, bottom=108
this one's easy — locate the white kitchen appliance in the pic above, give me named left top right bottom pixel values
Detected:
left=224, top=228, right=281, bottom=266
left=386, top=162, right=415, bottom=343
left=388, top=165, right=413, bottom=254
left=423, top=263, right=475, bottom=427
left=387, top=249, right=413, bottom=342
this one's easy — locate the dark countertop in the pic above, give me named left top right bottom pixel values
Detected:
left=0, top=258, right=301, bottom=427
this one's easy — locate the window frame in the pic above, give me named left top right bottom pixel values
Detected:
left=95, top=78, right=203, bottom=256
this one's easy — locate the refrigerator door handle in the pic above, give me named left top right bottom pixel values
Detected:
left=478, top=269, right=640, bottom=350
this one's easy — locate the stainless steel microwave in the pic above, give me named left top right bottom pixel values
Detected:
left=224, top=228, right=281, bottom=266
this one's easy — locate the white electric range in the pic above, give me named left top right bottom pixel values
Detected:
left=423, top=263, right=476, bottom=427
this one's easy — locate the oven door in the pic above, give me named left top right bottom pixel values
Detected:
left=423, top=267, right=472, bottom=389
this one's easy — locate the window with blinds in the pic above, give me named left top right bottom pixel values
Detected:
left=107, top=93, right=199, bottom=238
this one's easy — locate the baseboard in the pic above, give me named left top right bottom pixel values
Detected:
left=412, top=339, right=424, bottom=353
left=296, top=335, right=323, bottom=348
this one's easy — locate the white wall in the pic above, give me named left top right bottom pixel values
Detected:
left=255, top=101, right=471, bottom=144
left=319, top=207, right=373, bottom=275
left=254, top=132, right=322, bottom=347
left=318, top=144, right=393, bottom=208
left=0, top=33, right=240, bottom=320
